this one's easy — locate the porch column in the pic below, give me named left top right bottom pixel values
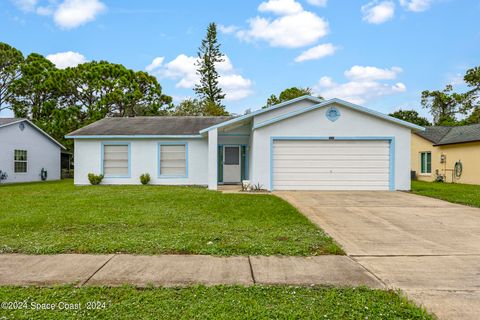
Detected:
left=208, top=128, right=218, bottom=190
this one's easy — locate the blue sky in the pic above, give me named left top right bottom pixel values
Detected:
left=1, top=0, right=479, bottom=118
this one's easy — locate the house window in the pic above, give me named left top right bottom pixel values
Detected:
left=420, top=152, right=431, bottom=174
left=103, top=144, right=129, bottom=177
left=159, top=144, right=187, bottom=177
left=14, top=150, right=27, bottom=173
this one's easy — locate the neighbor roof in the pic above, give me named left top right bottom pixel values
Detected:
left=415, top=124, right=480, bottom=145
left=0, top=118, right=24, bottom=126
left=66, top=116, right=232, bottom=137
left=0, top=118, right=65, bottom=149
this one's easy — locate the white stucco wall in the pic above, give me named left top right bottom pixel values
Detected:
left=74, top=138, right=209, bottom=185
left=250, top=103, right=412, bottom=191
left=253, top=99, right=317, bottom=126
left=0, top=122, right=61, bottom=183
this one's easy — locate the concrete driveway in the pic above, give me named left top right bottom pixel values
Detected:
left=276, top=191, right=480, bottom=320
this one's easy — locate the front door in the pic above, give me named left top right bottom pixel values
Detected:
left=223, top=146, right=241, bottom=183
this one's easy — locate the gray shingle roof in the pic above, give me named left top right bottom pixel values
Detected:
left=415, top=124, right=480, bottom=145
left=0, top=118, right=23, bottom=126
left=67, top=116, right=233, bottom=136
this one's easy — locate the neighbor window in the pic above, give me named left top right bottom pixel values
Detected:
left=103, top=144, right=129, bottom=177
left=159, top=144, right=187, bottom=177
left=420, top=152, right=431, bottom=174
left=14, top=150, right=27, bottom=173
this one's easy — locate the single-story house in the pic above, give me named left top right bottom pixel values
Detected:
left=412, top=124, right=480, bottom=184
left=0, top=118, right=65, bottom=183
left=66, top=97, right=424, bottom=191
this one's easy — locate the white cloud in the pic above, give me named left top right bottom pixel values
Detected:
left=146, top=54, right=253, bottom=101
left=313, top=65, right=407, bottom=104
left=258, top=0, right=303, bottom=15
left=219, top=24, right=239, bottom=34
left=237, top=11, right=328, bottom=48
left=399, top=0, right=432, bottom=12
left=145, top=57, right=165, bottom=72
left=306, top=0, right=328, bottom=7
left=294, top=43, right=337, bottom=62
left=361, top=1, right=395, bottom=24
left=234, top=0, right=329, bottom=48
left=54, top=0, right=106, bottom=29
left=12, top=0, right=38, bottom=12
left=344, top=65, right=403, bottom=81
left=12, top=0, right=106, bottom=29
left=46, top=51, right=87, bottom=69
left=35, top=6, right=53, bottom=16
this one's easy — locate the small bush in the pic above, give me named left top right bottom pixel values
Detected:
left=88, top=173, right=104, bottom=185
left=140, top=173, right=151, bottom=185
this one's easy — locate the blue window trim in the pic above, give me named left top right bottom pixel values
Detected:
left=100, top=142, right=131, bottom=178
left=157, top=142, right=189, bottom=179
left=269, top=136, right=395, bottom=192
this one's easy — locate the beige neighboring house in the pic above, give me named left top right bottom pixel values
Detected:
left=411, top=124, right=480, bottom=184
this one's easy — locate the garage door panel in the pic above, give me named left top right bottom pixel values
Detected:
left=272, top=139, right=390, bottom=191
left=274, top=167, right=389, bottom=174
left=274, top=173, right=389, bottom=181
left=275, top=160, right=389, bottom=168
left=274, top=147, right=389, bottom=155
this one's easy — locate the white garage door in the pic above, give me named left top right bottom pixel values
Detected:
left=272, top=140, right=390, bottom=190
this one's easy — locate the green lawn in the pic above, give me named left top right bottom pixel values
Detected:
left=0, top=285, right=432, bottom=319
left=411, top=180, right=480, bottom=208
left=0, top=180, right=342, bottom=256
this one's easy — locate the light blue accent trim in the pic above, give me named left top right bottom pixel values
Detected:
left=199, top=95, right=323, bottom=134
left=244, top=145, right=249, bottom=180
left=157, top=142, right=189, bottom=179
left=253, top=98, right=425, bottom=131
left=326, top=106, right=340, bottom=122
left=269, top=136, right=396, bottom=192
left=218, top=133, right=250, bottom=137
left=66, top=135, right=203, bottom=139
left=101, top=142, right=131, bottom=178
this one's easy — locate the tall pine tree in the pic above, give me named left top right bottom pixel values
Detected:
left=194, top=23, right=228, bottom=115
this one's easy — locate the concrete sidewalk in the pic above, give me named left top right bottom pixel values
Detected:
left=0, top=254, right=382, bottom=288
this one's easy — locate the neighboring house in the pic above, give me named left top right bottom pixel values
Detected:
left=412, top=124, right=480, bottom=184
left=0, top=118, right=65, bottom=183
left=66, top=97, right=423, bottom=191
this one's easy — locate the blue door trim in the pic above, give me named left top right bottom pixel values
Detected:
left=269, top=136, right=395, bottom=191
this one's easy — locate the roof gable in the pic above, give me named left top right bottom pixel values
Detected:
left=0, top=118, right=65, bottom=149
left=252, top=98, right=425, bottom=131
left=199, top=95, right=322, bottom=134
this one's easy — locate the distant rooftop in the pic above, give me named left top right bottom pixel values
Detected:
left=0, top=118, right=23, bottom=126
left=415, top=124, right=480, bottom=145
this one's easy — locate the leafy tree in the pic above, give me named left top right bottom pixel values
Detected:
left=421, top=85, right=467, bottom=125
left=194, top=23, right=227, bottom=115
left=0, top=42, right=24, bottom=113
left=265, top=87, right=322, bottom=108
left=10, top=53, right=59, bottom=121
left=172, top=98, right=205, bottom=116
left=389, top=109, right=431, bottom=127
left=462, top=66, right=480, bottom=124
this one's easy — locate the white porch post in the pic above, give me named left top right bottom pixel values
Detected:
left=208, top=128, right=218, bottom=190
